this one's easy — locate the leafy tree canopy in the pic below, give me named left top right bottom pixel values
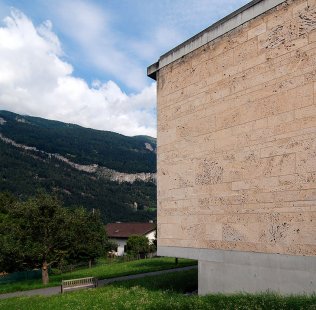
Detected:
left=126, top=235, right=150, bottom=257
left=0, top=192, right=108, bottom=284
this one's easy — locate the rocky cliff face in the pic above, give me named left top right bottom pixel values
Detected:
left=0, top=111, right=157, bottom=222
left=96, top=166, right=156, bottom=183
left=0, top=133, right=156, bottom=184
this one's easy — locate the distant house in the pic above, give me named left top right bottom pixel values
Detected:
left=106, top=222, right=156, bottom=256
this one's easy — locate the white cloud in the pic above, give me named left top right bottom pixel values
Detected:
left=40, top=0, right=249, bottom=93
left=52, top=0, right=149, bottom=91
left=0, top=10, right=157, bottom=137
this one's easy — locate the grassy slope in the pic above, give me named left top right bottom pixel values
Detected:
left=0, top=258, right=196, bottom=294
left=1, top=269, right=315, bottom=310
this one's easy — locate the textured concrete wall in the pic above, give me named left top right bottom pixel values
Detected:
left=157, top=0, right=316, bottom=256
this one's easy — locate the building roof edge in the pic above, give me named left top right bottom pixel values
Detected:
left=147, top=0, right=286, bottom=80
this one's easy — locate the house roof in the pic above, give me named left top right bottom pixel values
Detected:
left=105, top=222, right=156, bottom=238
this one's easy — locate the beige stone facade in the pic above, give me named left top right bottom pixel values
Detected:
left=155, top=0, right=316, bottom=257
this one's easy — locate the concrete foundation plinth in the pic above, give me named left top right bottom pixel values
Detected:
left=158, top=246, right=316, bottom=295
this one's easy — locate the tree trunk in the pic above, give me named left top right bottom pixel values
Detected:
left=42, top=260, right=49, bottom=285
left=89, top=259, right=92, bottom=268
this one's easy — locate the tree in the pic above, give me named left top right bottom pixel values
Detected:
left=0, top=192, right=21, bottom=272
left=0, top=192, right=107, bottom=285
left=9, top=193, right=70, bottom=284
left=105, top=239, right=118, bottom=253
left=126, top=235, right=150, bottom=258
left=66, top=207, right=108, bottom=266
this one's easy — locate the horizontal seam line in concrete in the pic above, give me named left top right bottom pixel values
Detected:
left=158, top=246, right=316, bottom=265
left=0, top=265, right=197, bottom=300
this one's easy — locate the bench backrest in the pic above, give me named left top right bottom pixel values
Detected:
left=62, top=277, right=97, bottom=287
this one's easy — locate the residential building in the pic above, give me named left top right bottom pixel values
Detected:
left=106, top=222, right=156, bottom=256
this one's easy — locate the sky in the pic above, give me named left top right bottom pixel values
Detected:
left=0, top=0, right=249, bottom=137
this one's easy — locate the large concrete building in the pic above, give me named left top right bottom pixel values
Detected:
left=148, top=0, right=316, bottom=295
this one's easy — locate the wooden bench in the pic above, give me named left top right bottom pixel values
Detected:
left=61, top=277, right=98, bottom=293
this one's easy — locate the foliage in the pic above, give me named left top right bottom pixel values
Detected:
left=105, top=240, right=119, bottom=252
left=0, top=192, right=20, bottom=272
left=66, top=208, right=107, bottom=264
left=126, top=235, right=150, bottom=256
left=0, top=193, right=108, bottom=284
left=1, top=269, right=316, bottom=309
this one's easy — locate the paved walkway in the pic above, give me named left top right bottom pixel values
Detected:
left=0, top=265, right=197, bottom=300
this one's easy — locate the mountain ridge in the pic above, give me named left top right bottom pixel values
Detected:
left=0, top=110, right=157, bottom=174
left=0, top=132, right=156, bottom=184
left=0, top=110, right=157, bottom=223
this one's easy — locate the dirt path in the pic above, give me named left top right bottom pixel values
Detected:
left=0, top=265, right=197, bottom=300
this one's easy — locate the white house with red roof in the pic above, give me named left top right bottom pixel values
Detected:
left=106, top=222, right=156, bottom=256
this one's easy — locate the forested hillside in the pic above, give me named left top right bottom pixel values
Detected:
left=0, top=110, right=156, bottom=173
left=0, top=110, right=157, bottom=223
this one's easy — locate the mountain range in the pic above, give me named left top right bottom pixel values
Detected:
left=0, top=110, right=157, bottom=223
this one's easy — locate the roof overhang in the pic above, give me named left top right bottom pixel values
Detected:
left=147, top=0, right=286, bottom=80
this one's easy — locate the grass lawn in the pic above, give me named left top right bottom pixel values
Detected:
left=0, top=257, right=196, bottom=294
left=0, top=269, right=315, bottom=310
